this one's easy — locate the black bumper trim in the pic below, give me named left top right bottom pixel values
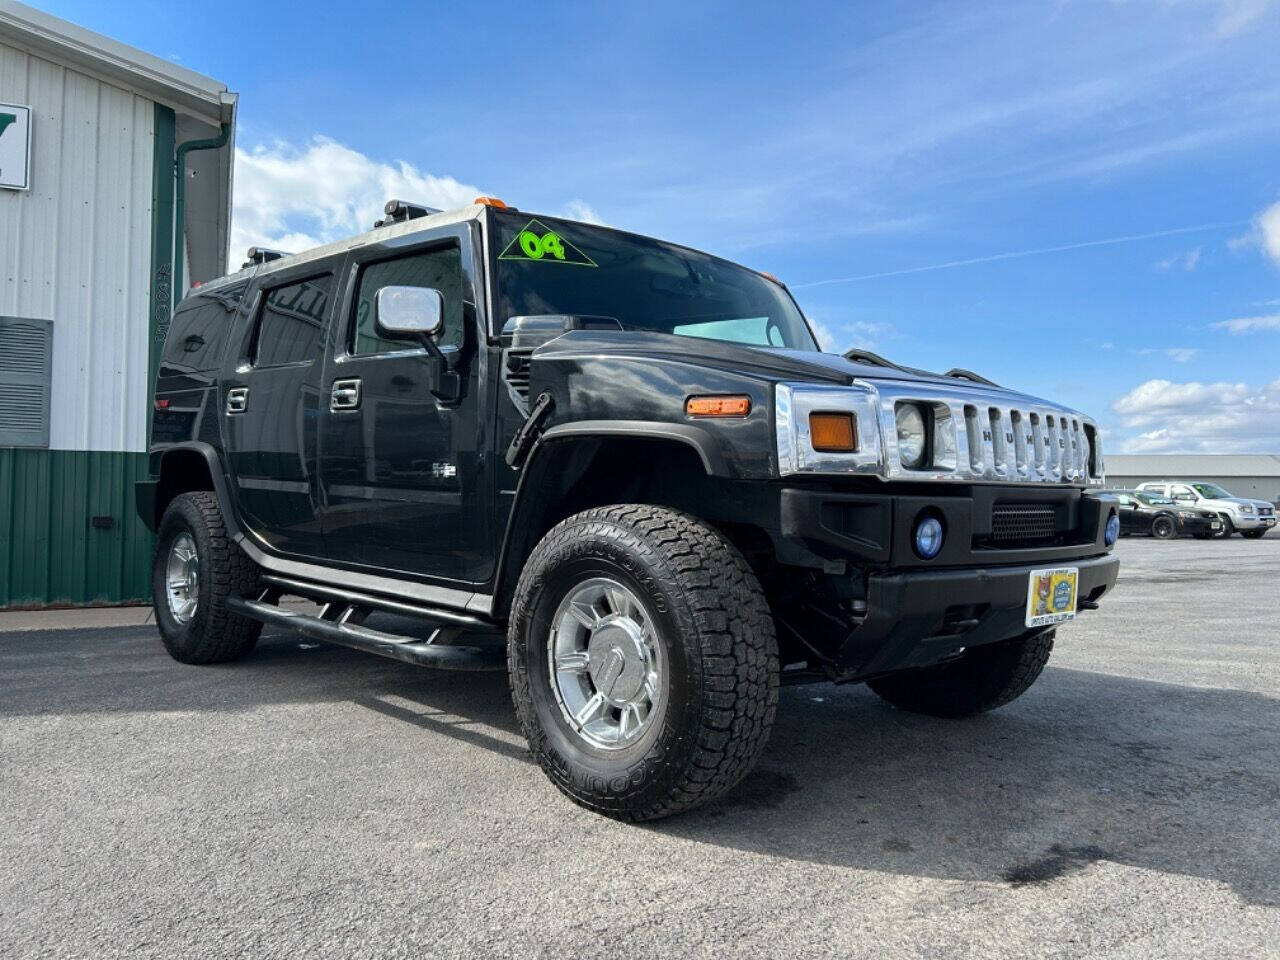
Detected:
left=780, top=486, right=1116, bottom=569
left=837, top=552, right=1120, bottom=677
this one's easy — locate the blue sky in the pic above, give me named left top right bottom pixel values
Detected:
left=43, top=0, right=1280, bottom=452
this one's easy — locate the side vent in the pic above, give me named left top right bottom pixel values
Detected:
left=499, top=314, right=623, bottom=417
left=0, top=317, right=53, bottom=448
left=504, top=349, right=534, bottom=412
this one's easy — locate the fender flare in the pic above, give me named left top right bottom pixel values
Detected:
left=488, top=421, right=728, bottom=616
left=143, top=442, right=243, bottom=537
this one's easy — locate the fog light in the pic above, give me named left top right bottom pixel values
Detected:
left=914, top=514, right=945, bottom=560
left=1105, top=513, right=1120, bottom=546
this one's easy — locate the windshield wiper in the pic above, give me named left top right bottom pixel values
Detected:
left=842, top=349, right=1002, bottom=388
left=943, top=367, right=1000, bottom=387
left=842, top=348, right=905, bottom=370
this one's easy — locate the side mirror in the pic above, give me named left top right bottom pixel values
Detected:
left=375, top=286, right=443, bottom=339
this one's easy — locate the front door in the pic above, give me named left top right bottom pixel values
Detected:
left=222, top=267, right=337, bottom=557
left=317, top=227, right=490, bottom=582
left=1115, top=495, right=1137, bottom=533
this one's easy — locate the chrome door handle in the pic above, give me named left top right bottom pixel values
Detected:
left=226, top=387, right=248, bottom=414
left=330, top=378, right=361, bottom=411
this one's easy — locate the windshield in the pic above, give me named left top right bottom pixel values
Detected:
left=490, top=210, right=818, bottom=351
left=1191, top=483, right=1233, bottom=499
left=1135, top=493, right=1174, bottom=505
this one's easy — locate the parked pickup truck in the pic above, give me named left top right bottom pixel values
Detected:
left=137, top=199, right=1121, bottom=820
left=1136, top=481, right=1276, bottom=538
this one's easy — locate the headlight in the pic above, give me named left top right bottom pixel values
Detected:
left=895, top=403, right=927, bottom=469
left=1241, top=504, right=1255, bottom=514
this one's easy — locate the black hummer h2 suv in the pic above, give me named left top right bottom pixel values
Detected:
left=139, top=199, right=1121, bottom=821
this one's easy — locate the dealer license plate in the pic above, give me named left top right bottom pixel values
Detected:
left=1025, top=567, right=1079, bottom=628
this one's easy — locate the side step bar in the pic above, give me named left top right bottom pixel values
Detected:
left=259, top=573, right=489, bottom=628
left=226, top=596, right=505, bottom=671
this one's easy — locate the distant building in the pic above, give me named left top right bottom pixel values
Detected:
left=0, top=1, right=236, bottom=607
left=1106, top=454, right=1280, bottom=503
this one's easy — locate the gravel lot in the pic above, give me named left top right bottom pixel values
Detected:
left=2, top=536, right=1278, bottom=959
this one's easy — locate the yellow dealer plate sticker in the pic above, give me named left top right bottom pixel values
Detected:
left=1025, top=567, right=1078, bottom=628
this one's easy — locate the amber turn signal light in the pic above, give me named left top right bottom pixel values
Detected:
left=809, top=412, right=857, bottom=452
left=686, top=395, right=751, bottom=418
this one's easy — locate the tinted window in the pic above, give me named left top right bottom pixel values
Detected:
left=162, top=285, right=245, bottom=371
left=351, top=246, right=464, bottom=355
left=254, top=275, right=334, bottom=367
left=491, top=210, right=817, bottom=351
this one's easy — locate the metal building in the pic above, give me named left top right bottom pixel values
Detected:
left=0, top=1, right=235, bottom=606
left=1106, top=454, right=1280, bottom=504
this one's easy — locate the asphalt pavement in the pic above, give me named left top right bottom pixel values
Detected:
left=2, top=536, right=1278, bottom=959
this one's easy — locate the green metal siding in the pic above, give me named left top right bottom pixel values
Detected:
left=0, top=449, right=152, bottom=607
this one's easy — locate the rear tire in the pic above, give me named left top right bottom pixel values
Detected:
left=153, top=491, right=262, bottom=664
left=1151, top=515, right=1178, bottom=539
left=868, top=631, right=1054, bottom=718
left=508, top=504, right=779, bottom=821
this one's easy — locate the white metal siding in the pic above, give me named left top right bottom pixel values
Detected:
left=0, top=38, right=154, bottom=453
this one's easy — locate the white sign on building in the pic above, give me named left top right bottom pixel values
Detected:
left=0, top=102, right=32, bottom=190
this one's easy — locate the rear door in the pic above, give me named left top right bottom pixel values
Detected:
left=221, top=263, right=339, bottom=557
left=316, top=223, right=491, bottom=581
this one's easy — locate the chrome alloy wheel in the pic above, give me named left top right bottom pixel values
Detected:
left=547, top=577, right=665, bottom=750
left=165, top=532, right=200, bottom=625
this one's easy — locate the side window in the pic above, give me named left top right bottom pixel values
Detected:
left=351, top=245, right=464, bottom=356
left=161, top=287, right=243, bottom=372
left=1171, top=484, right=1195, bottom=501
left=254, top=274, right=334, bottom=367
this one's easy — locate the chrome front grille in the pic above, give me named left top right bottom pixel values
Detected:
left=958, top=404, right=1095, bottom=484
left=869, top=380, right=1104, bottom=486
left=775, top=379, right=1104, bottom=485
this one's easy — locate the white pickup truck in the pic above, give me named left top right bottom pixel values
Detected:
left=1136, top=481, right=1277, bottom=538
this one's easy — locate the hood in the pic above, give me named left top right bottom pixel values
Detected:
left=533, top=330, right=1070, bottom=409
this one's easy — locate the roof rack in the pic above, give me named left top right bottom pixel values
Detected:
left=243, top=246, right=289, bottom=268
left=374, top=199, right=441, bottom=228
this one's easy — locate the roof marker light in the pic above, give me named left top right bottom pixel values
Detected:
left=474, top=196, right=508, bottom=208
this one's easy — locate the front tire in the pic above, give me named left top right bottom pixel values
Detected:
left=1218, top=514, right=1235, bottom=538
left=153, top=492, right=262, bottom=664
left=508, top=505, right=779, bottom=821
left=1151, top=515, right=1178, bottom=539
left=1241, top=529, right=1267, bottom=539
left=868, top=631, right=1054, bottom=718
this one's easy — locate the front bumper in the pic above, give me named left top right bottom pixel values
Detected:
left=1178, top=514, right=1221, bottom=534
left=839, top=552, right=1120, bottom=678
left=1231, top=513, right=1275, bottom=530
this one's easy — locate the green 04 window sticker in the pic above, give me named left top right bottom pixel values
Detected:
left=498, top=218, right=597, bottom=267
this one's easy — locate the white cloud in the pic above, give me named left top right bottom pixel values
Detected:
left=1212, top=313, right=1280, bottom=333
left=1137, top=347, right=1199, bottom=363
left=1154, top=247, right=1201, bottom=271
left=1229, top=200, right=1280, bottom=267
left=562, top=200, right=607, bottom=226
left=807, top=318, right=838, bottom=352
left=805, top=318, right=892, bottom=353
left=230, top=137, right=484, bottom=258
left=1214, top=0, right=1276, bottom=37
left=1260, top=201, right=1280, bottom=266
left=1112, top=378, right=1280, bottom=452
